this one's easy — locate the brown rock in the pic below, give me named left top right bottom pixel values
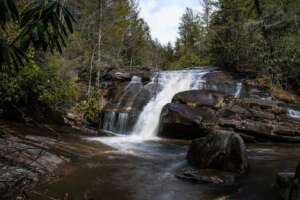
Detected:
left=158, top=103, right=217, bottom=139
left=173, top=90, right=225, bottom=108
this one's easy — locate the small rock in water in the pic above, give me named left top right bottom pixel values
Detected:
left=176, top=167, right=237, bottom=185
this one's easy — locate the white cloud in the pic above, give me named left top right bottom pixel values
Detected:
left=139, top=0, right=202, bottom=45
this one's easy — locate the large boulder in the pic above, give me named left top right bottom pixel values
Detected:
left=187, top=132, right=248, bottom=174
left=276, top=161, right=300, bottom=200
left=173, top=90, right=225, bottom=108
left=158, top=103, right=217, bottom=139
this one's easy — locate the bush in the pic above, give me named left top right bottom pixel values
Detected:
left=0, top=57, right=78, bottom=115
left=78, top=88, right=102, bottom=127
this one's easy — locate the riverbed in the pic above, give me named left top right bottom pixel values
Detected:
left=29, top=135, right=300, bottom=200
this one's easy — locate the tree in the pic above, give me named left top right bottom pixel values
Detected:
left=171, top=8, right=208, bottom=68
left=209, top=0, right=300, bottom=91
left=0, top=0, right=75, bottom=71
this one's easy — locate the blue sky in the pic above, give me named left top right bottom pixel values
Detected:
left=139, top=0, right=202, bottom=45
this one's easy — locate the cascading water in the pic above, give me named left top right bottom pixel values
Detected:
left=102, top=76, right=143, bottom=134
left=288, top=108, right=300, bottom=120
left=103, top=111, right=117, bottom=132
left=132, top=70, right=209, bottom=139
left=94, top=68, right=248, bottom=155
left=102, top=68, right=245, bottom=139
left=235, top=82, right=243, bottom=98
left=116, top=113, right=129, bottom=132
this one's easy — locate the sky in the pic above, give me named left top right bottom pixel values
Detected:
left=139, top=0, right=202, bottom=45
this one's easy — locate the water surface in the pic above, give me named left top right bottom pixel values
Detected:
left=32, top=136, right=300, bottom=200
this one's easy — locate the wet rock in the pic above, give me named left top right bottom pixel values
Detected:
left=132, top=83, right=163, bottom=111
left=215, top=98, right=300, bottom=142
left=108, top=67, right=151, bottom=82
left=187, top=132, right=248, bottom=174
left=176, top=167, right=237, bottom=185
left=158, top=103, right=217, bottom=139
left=0, top=165, right=37, bottom=198
left=243, top=87, right=272, bottom=99
left=0, top=135, right=66, bottom=199
left=173, top=90, right=225, bottom=108
left=236, top=98, right=281, bottom=111
left=276, top=161, right=300, bottom=200
left=274, top=124, right=300, bottom=137
left=113, top=72, right=131, bottom=81
left=159, top=90, right=300, bottom=141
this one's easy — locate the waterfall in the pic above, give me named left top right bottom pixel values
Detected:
left=102, top=76, right=142, bottom=134
left=103, top=111, right=117, bottom=132
left=132, top=69, right=209, bottom=139
left=288, top=108, right=300, bottom=120
left=235, top=82, right=243, bottom=98
left=116, top=113, right=129, bottom=133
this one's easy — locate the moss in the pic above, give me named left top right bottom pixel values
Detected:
left=246, top=76, right=272, bottom=90
left=271, top=86, right=297, bottom=104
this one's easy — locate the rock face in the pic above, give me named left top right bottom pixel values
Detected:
left=276, top=161, right=300, bottom=200
left=158, top=103, right=217, bottom=139
left=187, top=132, right=248, bottom=174
left=158, top=89, right=300, bottom=142
left=173, top=90, right=225, bottom=108
left=218, top=98, right=300, bottom=142
left=0, top=135, right=65, bottom=199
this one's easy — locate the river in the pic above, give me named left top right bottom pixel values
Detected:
left=31, top=136, right=300, bottom=200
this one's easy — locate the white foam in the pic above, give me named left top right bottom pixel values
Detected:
left=132, top=70, right=209, bottom=138
left=288, top=108, right=300, bottom=120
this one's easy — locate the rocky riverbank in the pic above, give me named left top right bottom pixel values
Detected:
left=0, top=121, right=111, bottom=200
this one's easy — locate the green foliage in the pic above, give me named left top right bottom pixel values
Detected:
left=0, top=53, right=78, bottom=112
left=209, top=0, right=300, bottom=90
left=172, top=52, right=202, bottom=69
left=78, top=88, right=101, bottom=126
left=0, top=0, right=19, bottom=27
left=160, top=8, right=211, bottom=69
left=19, top=0, right=75, bottom=54
left=0, top=0, right=75, bottom=71
left=56, top=0, right=163, bottom=88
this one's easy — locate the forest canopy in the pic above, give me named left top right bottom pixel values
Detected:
left=0, top=0, right=299, bottom=123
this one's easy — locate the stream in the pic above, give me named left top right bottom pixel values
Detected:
left=31, top=69, right=300, bottom=199
left=32, top=136, right=300, bottom=200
